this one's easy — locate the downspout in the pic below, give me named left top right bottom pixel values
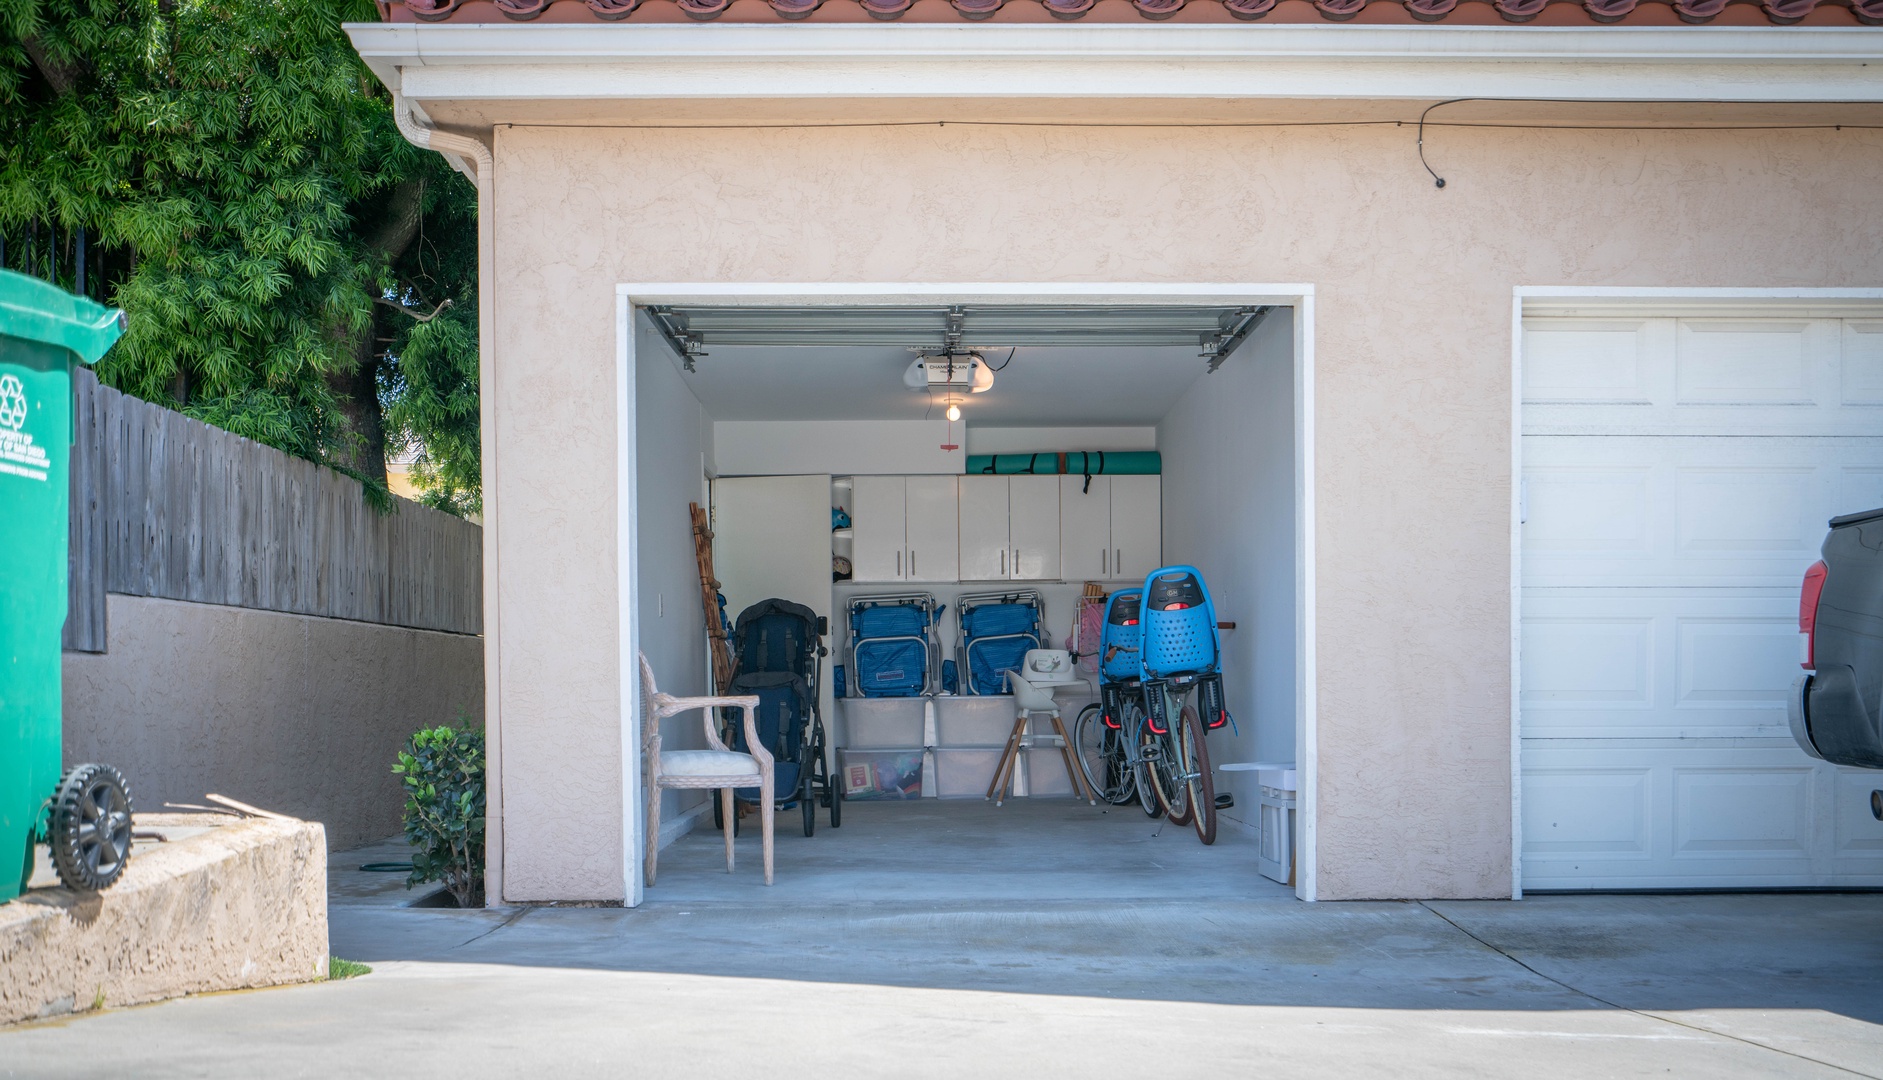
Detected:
left=392, top=93, right=504, bottom=908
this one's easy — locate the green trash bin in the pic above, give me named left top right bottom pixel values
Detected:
left=0, top=269, right=127, bottom=903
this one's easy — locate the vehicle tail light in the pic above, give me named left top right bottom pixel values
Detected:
left=1800, top=560, right=1828, bottom=670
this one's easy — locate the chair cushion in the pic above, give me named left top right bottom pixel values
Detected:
left=659, top=749, right=760, bottom=778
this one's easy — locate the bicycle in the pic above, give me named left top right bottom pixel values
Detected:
left=1072, top=692, right=1161, bottom=818
left=1141, top=679, right=1216, bottom=844
left=1136, top=566, right=1229, bottom=846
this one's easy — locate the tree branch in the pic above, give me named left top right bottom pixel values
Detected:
left=375, top=296, right=453, bottom=323
left=22, top=37, right=89, bottom=97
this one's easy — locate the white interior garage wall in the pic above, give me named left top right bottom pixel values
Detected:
left=1157, top=312, right=1298, bottom=829
left=715, top=420, right=957, bottom=475
left=635, top=318, right=718, bottom=836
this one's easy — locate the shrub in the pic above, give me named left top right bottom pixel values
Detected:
left=393, top=723, right=486, bottom=908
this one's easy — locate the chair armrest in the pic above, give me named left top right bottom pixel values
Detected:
left=653, top=691, right=760, bottom=753
left=738, top=702, right=774, bottom=773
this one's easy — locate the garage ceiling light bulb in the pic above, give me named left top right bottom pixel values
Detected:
left=946, top=403, right=962, bottom=422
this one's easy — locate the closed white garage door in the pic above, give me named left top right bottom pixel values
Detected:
left=1521, top=312, right=1883, bottom=889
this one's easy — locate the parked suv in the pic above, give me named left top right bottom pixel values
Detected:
left=1792, top=507, right=1883, bottom=819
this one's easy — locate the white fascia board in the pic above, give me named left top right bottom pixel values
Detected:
left=346, top=23, right=1883, bottom=103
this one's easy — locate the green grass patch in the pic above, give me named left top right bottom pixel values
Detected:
left=328, top=957, right=372, bottom=981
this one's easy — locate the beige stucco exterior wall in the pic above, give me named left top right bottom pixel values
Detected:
left=63, top=594, right=485, bottom=851
left=489, top=121, right=1883, bottom=902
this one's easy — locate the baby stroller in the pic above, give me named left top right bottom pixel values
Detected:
left=1138, top=565, right=1229, bottom=845
left=844, top=593, right=943, bottom=698
left=720, top=598, right=840, bottom=837
left=955, top=590, right=1045, bottom=696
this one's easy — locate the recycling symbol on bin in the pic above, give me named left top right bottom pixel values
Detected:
left=0, top=374, right=26, bottom=432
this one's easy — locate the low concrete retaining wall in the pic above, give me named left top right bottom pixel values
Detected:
left=64, top=594, right=484, bottom=850
left=0, top=815, right=328, bottom=1026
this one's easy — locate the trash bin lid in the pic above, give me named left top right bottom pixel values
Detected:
left=0, top=269, right=125, bottom=365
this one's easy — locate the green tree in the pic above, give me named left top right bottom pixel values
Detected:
left=0, top=0, right=480, bottom=515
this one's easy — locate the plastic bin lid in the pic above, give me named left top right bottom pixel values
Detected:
left=0, top=269, right=126, bottom=364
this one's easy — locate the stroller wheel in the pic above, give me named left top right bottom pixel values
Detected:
left=802, top=782, right=816, bottom=837
left=830, top=779, right=842, bottom=828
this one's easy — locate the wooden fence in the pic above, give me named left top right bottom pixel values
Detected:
left=64, top=368, right=483, bottom=652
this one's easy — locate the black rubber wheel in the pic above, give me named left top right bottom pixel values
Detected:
left=830, top=773, right=843, bottom=828
left=802, top=778, right=816, bottom=837
left=1181, top=706, right=1217, bottom=846
left=1146, top=729, right=1193, bottom=826
left=50, top=763, right=134, bottom=893
left=1124, top=699, right=1162, bottom=819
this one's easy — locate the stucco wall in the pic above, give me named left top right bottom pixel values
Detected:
left=490, top=121, right=1883, bottom=901
left=63, top=594, right=484, bottom=851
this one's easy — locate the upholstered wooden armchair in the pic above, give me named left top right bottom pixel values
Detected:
left=639, top=654, right=774, bottom=886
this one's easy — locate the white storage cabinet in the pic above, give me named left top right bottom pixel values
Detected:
left=850, top=475, right=959, bottom=583
left=1059, top=474, right=1161, bottom=581
left=959, top=475, right=1060, bottom=581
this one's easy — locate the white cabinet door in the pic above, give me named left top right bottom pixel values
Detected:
left=1108, top=475, right=1161, bottom=581
left=1009, top=475, right=1061, bottom=581
left=957, top=475, right=1009, bottom=581
left=903, top=475, right=959, bottom=583
left=1058, top=475, right=1110, bottom=581
left=850, top=475, right=906, bottom=582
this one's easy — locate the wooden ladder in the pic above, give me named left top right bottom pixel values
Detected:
left=690, top=501, right=737, bottom=694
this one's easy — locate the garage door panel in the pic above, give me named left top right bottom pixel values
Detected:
left=1840, top=321, right=1883, bottom=405
left=1674, top=465, right=1813, bottom=555
left=1522, top=767, right=1652, bottom=856
left=1524, top=591, right=1797, bottom=739
left=1833, top=769, right=1883, bottom=855
left=1520, top=744, right=1883, bottom=889
left=1521, top=313, right=1883, bottom=890
left=1671, top=767, right=1814, bottom=857
left=1524, top=317, right=1881, bottom=436
left=1673, top=616, right=1798, bottom=713
left=1524, top=436, right=1883, bottom=586
left=1523, top=320, right=1656, bottom=404
left=1675, top=320, right=1819, bottom=406
left=1836, top=464, right=1883, bottom=514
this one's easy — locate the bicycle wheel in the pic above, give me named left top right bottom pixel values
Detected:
left=1144, top=722, right=1193, bottom=827
left=1123, top=698, right=1161, bottom=818
left=1072, top=705, right=1121, bottom=805
left=1104, top=724, right=1140, bottom=807
left=1179, top=704, right=1217, bottom=846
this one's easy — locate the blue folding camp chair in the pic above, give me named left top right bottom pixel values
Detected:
left=844, top=593, right=942, bottom=698
left=955, top=590, right=1044, bottom=696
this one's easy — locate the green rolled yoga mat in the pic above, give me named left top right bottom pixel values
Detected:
left=1062, top=451, right=1160, bottom=475
left=965, top=451, right=1162, bottom=475
left=965, top=453, right=1061, bottom=475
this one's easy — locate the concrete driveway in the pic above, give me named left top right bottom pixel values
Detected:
left=3, top=801, right=1879, bottom=1078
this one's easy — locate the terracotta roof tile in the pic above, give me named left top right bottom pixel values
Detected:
left=378, top=0, right=1883, bottom=24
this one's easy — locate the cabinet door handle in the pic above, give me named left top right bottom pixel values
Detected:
left=897, top=550, right=902, bottom=577
left=1101, top=547, right=1107, bottom=575
left=910, top=549, right=917, bottom=577
left=1013, top=548, right=1020, bottom=577
left=1115, top=549, right=1122, bottom=576
left=1000, top=548, right=1006, bottom=576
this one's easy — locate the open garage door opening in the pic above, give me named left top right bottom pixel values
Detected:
left=622, top=289, right=1311, bottom=906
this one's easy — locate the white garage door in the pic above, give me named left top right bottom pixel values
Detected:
left=1521, top=313, right=1883, bottom=889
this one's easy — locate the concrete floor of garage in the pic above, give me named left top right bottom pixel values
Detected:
left=3, top=799, right=1881, bottom=1078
